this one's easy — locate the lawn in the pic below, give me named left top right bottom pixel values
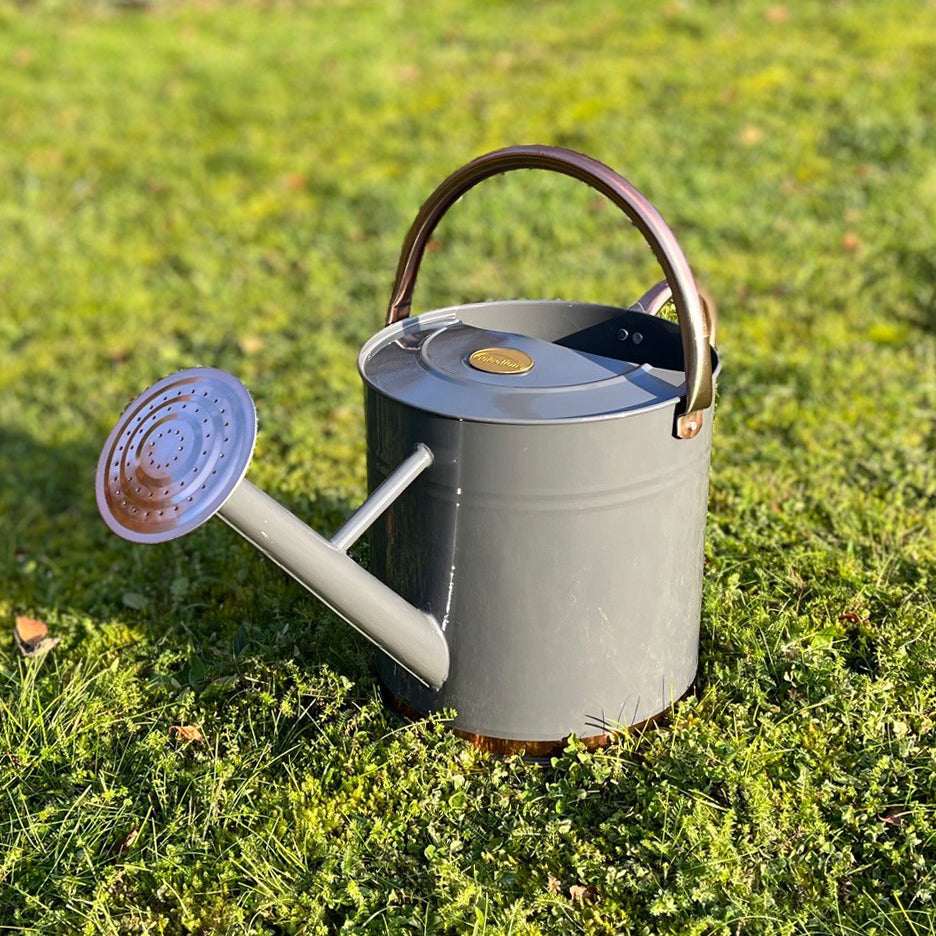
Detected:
left=1, top=0, right=936, bottom=933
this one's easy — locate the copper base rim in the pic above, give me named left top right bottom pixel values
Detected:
left=379, top=680, right=696, bottom=758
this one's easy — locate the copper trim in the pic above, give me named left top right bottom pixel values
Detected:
left=379, top=680, right=695, bottom=758
left=384, top=145, right=714, bottom=427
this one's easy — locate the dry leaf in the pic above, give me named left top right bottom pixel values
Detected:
left=170, top=724, right=205, bottom=743
left=569, top=884, right=599, bottom=904
left=238, top=334, right=265, bottom=356
left=764, top=5, right=790, bottom=23
left=15, top=616, right=47, bottom=647
left=14, top=616, right=60, bottom=657
left=739, top=125, right=764, bottom=146
left=116, top=829, right=139, bottom=855
left=879, top=807, right=906, bottom=827
left=395, top=63, right=421, bottom=83
left=547, top=874, right=562, bottom=894
left=842, top=231, right=861, bottom=252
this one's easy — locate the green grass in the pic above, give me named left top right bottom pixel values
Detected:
left=2, top=0, right=936, bottom=932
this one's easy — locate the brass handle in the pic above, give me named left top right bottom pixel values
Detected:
left=386, top=145, right=714, bottom=439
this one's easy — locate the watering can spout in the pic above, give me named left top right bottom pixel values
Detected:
left=95, top=368, right=450, bottom=690
left=218, top=453, right=449, bottom=689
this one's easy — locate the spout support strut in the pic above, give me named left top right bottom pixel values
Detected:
left=219, top=480, right=450, bottom=689
left=331, top=444, right=433, bottom=553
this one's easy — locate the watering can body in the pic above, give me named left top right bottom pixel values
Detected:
left=95, top=145, right=719, bottom=755
left=361, top=300, right=717, bottom=750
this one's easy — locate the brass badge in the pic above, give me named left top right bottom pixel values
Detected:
left=468, top=347, right=534, bottom=375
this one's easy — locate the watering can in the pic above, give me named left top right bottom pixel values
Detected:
left=95, top=146, right=719, bottom=755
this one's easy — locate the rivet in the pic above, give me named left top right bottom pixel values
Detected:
left=632, top=332, right=644, bottom=345
left=616, top=328, right=629, bottom=341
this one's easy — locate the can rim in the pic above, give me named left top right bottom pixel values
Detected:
left=358, top=300, right=721, bottom=427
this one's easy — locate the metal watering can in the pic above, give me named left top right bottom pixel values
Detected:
left=96, top=146, right=719, bottom=755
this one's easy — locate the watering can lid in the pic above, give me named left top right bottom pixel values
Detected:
left=359, top=300, right=715, bottom=425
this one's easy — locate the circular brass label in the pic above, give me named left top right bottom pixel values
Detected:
left=467, top=347, right=534, bottom=375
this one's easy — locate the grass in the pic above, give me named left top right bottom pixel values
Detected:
left=1, top=0, right=936, bottom=932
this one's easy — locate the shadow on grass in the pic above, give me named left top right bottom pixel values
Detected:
left=0, top=421, right=378, bottom=685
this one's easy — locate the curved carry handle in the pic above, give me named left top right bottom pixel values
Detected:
left=386, top=145, right=713, bottom=439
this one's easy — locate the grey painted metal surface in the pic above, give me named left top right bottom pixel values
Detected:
left=363, top=300, right=719, bottom=742
left=93, top=145, right=720, bottom=750
left=220, top=479, right=449, bottom=689
left=360, top=302, right=696, bottom=424
left=96, top=367, right=449, bottom=690
left=331, top=444, right=433, bottom=553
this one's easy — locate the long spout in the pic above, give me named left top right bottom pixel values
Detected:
left=218, top=477, right=449, bottom=689
left=95, top=367, right=449, bottom=689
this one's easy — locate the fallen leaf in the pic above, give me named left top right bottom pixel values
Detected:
left=739, top=124, right=764, bottom=146
left=238, top=334, right=265, bottom=356
left=282, top=173, right=306, bottom=191
left=116, top=829, right=139, bottom=855
left=170, top=724, right=205, bottom=743
left=879, top=807, right=906, bottom=827
left=569, top=884, right=598, bottom=904
left=842, top=231, right=861, bottom=252
left=764, top=5, right=790, bottom=23
left=15, top=616, right=47, bottom=647
left=14, top=616, right=61, bottom=657
left=395, top=63, right=421, bottom=82
left=547, top=874, right=562, bottom=894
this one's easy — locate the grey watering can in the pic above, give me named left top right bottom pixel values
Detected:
left=96, top=145, right=719, bottom=755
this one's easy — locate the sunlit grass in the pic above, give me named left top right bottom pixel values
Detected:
left=1, top=0, right=936, bottom=933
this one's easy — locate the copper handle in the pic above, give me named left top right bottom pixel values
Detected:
left=386, top=145, right=713, bottom=438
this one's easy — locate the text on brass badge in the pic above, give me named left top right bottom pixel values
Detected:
left=468, top=347, right=534, bottom=375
